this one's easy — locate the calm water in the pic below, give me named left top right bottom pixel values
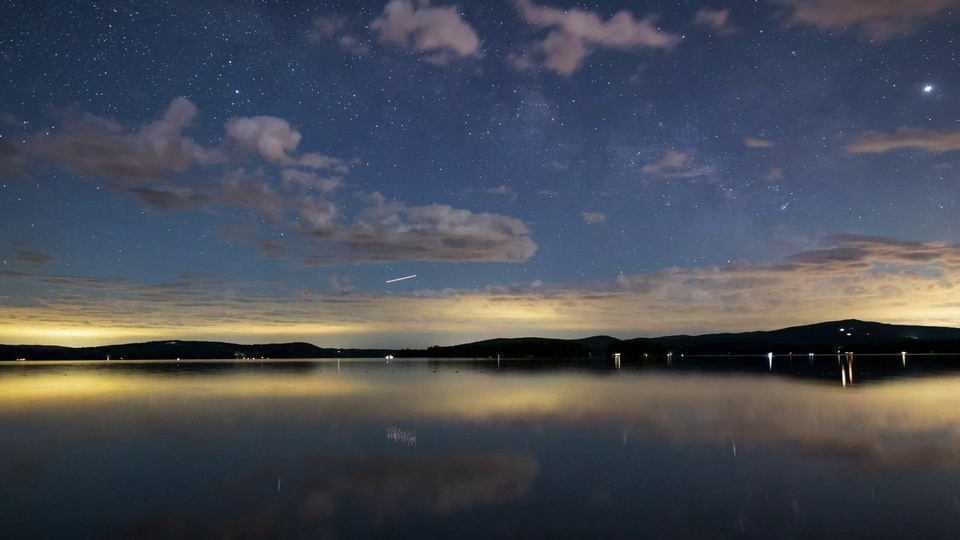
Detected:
left=4, top=356, right=960, bottom=539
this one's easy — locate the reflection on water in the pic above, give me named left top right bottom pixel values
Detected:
left=3, top=358, right=960, bottom=538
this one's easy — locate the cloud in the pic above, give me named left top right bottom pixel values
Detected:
left=311, top=14, right=372, bottom=56
left=766, top=166, right=783, bottom=181
left=784, top=234, right=960, bottom=267
left=582, top=212, right=605, bottom=224
left=298, top=152, right=349, bottom=172
left=846, top=127, right=960, bottom=154
left=11, top=98, right=348, bottom=189
left=511, top=0, right=681, bottom=75
left=281, top=169, right=343, bottom=194
left=220, top=170, right=288, bottom=222
left=692, top=8, right=737, bottom=35
left=0, top=140, right=29, bottom=176
left=223, top=116, right=348, bottom=170
left=486, top=185, right=516, bottom=197
left=304, top=192, right=537, bottom=264
left=26, top=97, right=216, bottom=183
left=8, top=99, right=539, bottom=267
left=744, top=136, right=775, bottom=148
left=311, top=14, right=348, bottom=39
left=296, top=196, right=340, bottom=236
left=224, top=116, right=304, bottom=165
left=641, top=150, right=707, bottom=178
left=12, top=244, right=53, bottom=268
left=5, top=234, right=960, bottom=348
left=371, top=0, right=482, bottom=64
left=126, top=185, right=208, bottom=210
left=112, top=452, right=537, bottom=537
left=771, top=0, right=960, bottom=40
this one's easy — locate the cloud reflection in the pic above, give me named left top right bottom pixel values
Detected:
left=5, top=366, right=960, bottom=469
left=123, top=453, right=538, bottom=538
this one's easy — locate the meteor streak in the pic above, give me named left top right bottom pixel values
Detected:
left=386, top=274, right=417, bottom=283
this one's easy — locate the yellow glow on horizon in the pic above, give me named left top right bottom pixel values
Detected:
left=2, top=269, right=960, bottom=347
left=9, top=367, right=960, bottom=470
left=0, top=370, right=371, bottom=412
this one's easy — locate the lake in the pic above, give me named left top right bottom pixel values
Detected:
left=3, top=356, right=960, bottom=538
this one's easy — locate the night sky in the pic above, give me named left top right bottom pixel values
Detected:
left=2, top=0, right=959, bottom=348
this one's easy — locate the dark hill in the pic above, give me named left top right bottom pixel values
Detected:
left=657, top=319, right=960, bottom=354
left=569, top=335, right=620, bottom=355
left=398, top=337, right=602, bottom=358
left=5, top=320, right=960, bottom=361
left=607, top=337, right=670, bottom=357
left=0, top=341, right=392, bottom=361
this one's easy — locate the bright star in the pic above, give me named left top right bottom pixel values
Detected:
left=923, top=85, right=934, bottom=93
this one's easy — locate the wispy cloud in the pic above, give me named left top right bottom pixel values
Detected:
left=311, top=14, right=372, bottom=56
left=126, top=185, right=208, bottom=210
left=581, top=212, right=605, bottom=224
left=8, top=99, right=537, bottom=265
left=11, top=243, right=53, bottom=268
left=641, top=150, right=708, bottom=178
left=371, top=0, right=482, bottom=65
left=510, top=0, right=681, bottom=75
left=224, top=115, right=344, bottom=169
left=692, top=8, right=737, bottom=35
left=220, top=170, right=289, bottom=222
left=281, top=169, right=343, bottom=194
left=304, top=192, right=537, bottom=264
left=744, top=136, right=775, bottom=148
left=846, top=127, right=960, bottom=154
left=486, top=185, right=516, bottom=197
left=771, top=0, right=960, bottom=40
left=16, top=98, right=346, bottom=186
left=4, top=235, right=958, bottom=347
left=27, top=97, right=216, bottom=183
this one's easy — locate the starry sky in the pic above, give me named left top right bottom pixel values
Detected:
left=2, top=0, right=959, bottom=348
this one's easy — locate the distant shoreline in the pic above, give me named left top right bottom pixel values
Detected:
left=5, top=319, right=960, bottom=362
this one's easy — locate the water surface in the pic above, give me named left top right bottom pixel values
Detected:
left=3, top=357, right=960, bottom=538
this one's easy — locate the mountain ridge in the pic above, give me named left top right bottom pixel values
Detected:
left=4, top=320, right=960, bottom=360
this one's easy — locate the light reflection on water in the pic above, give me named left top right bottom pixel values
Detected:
left=3, top=358, right=960, bottom=538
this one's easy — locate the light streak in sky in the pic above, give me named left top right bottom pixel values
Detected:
left=386, top=274, right=417, bottom=283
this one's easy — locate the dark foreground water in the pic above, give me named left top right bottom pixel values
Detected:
left=4, top=356, right=960, bottom=539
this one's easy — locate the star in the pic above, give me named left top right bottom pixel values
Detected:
left=3, top=0, right=960, bottom=346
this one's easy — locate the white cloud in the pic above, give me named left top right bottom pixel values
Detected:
left=311, top=14, right=371, bottom=56
left=126, top=185, right=208, bottom=210
left=304, top=192, right=537, bottom=264
left=311, top=15, right=348, bottom=39
left=296, top=196, right=340, bottom=235
left=641, top=150, right=707, bottom=178
left=486, top=185, right=517, bottom=198
left=220, top=170, right=288, bottom=222
left=298, top=152, right=349, bottom=172
left=281, top=169, right=343, bottom=194
left=582, top=212, right=606, bottom=224
left=846, top=128, right=960, bottom=154
left=771, top=0, right=960, bottom=40
left=11, top=99, right=540, bottom=266
left=224, top=116, right=304, bottom=164
left=511, top=0, right=681, bottom=75
left=7, top=235, right=960, bottom=348
left=692, top=8, right=737, bottom=35
left=744, top=136, right=775, bottom=148
left=27, top=97, right=217, bottom=182
left=371, top=0, right=482, bottom=64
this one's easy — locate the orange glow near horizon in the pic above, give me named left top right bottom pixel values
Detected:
left=3, top=259, right=960, bottom=347
left=6, top=367, right=960, bottom=470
